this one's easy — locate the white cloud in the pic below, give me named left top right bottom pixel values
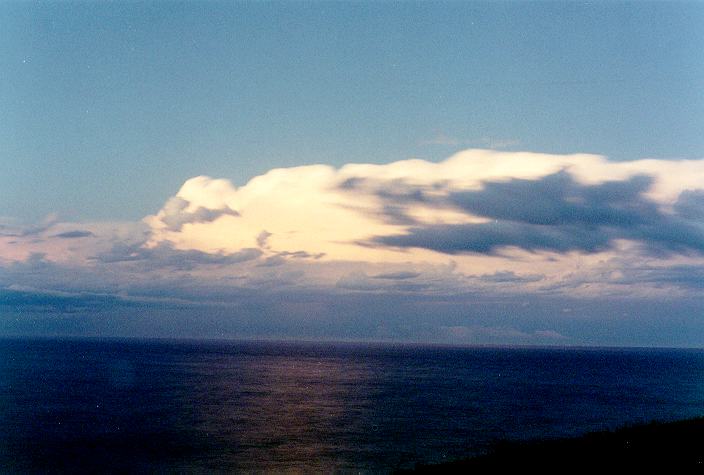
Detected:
left=3, top=149, right=704, bottom=344
left=3, top=149, right=704, bottom=301
left=134, top=150, right=704, bottom=295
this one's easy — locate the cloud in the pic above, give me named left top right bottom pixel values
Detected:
left=609, top=264, right=704, bottom=290
left=134, top=150, right=704, bottom=303
left=0, top=214, right=59, bottom=237
left=479, top=271, right=544, bottom=284
left=276, top=250, right=325, bottom=259
left=93, top=242, right=262, bottom=271
left=450, top=172, right=654, bottom=227
left=157, top=196, right=240, bottom=232
left=3, top=149, right=704, bottom=332
left=0, top=285, right=124, bottom=312
left=257, top=255, right=286, bottom=267
left=256, top=230, right=272, bottom=248
left=439, top=325, right=568, bottom=344
left=51, top=230, right=95, bottom=239
left=674, top=190, right=704, bottom=220
left=372, top=271, right=421, bottom=280
left=533, top=329, right=567, bottom=340
left=336, top=271, right=431, bottom=293
left=371, top=171, right=704, bottom=256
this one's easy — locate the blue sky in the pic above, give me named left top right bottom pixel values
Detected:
left=1, top=2, right=703, bottom=345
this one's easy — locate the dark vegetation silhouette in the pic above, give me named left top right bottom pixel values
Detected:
left=402, top=417, right=704, bottom=473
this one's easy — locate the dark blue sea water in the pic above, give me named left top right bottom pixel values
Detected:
left=1, top=339, right=704, bottom=472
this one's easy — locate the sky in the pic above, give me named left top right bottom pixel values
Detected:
left=1, top=1, right=703, bottom=346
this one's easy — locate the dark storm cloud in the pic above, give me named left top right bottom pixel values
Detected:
left=371, top=172, right=704, bottom=256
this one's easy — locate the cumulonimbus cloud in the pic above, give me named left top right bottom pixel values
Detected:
left=3, top=149, right=704, bottom=302
left=145, top=150, right=704, bottom=261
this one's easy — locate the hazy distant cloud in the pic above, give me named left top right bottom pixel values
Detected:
left=0, top=214, right=59, bottom=237
left=94, top=242, right=261, bottom=271
left=372, top=271, right=421, bottom=280
left=533, top=329, right=567, bottom=340
left=336, top=271, right=432, bottom=293
left=611, top=264, right=704, bottom=290
left=51, top=230, right=95, bottom=239
left=479, top=271, right=544, bottom=284
left=0, top=285, right=124, bottom=313
left=257, top=255, right=286, bottom=267
left=439, top=325, right=567, bottom=344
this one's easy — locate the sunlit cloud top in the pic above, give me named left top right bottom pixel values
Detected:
left=3, top=149, right=704, bottom=344
left=142, top=150, right=704, bottom=271
left=1, top=150, right=702, bottom=303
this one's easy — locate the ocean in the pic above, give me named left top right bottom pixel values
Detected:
left=2, top=338, right=704, bottom=472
